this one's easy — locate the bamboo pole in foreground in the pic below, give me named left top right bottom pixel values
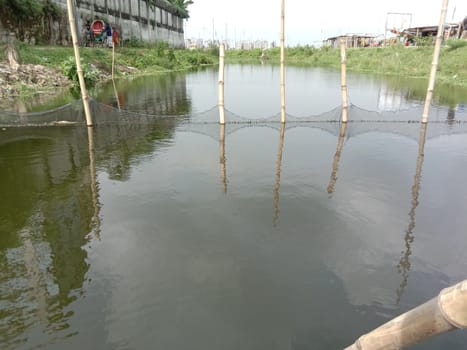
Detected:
left=422, top=0, right=449, bottom=123
left=280, top=0, right=286, bottom=123
left=340, top=38, right=349, bottom=123
left=66, top=0, right=93, bottom=126
left=218, top=43, right=226, bottom=124
left=345, top=279, right=467, bottom=350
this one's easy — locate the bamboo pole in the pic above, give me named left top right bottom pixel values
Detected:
left=66, top=0, right=93, bottom=126
left=280, top=0, right=286, bottom=123
left=219, top=124, right=227, bottom=193
left=345, top=279, right=467, bottom=350
left=273, top=123, right=286, bottom=226
left=422, top=0, right=449, bottom=123
left=327, top=122, right=347, bottom=195
left=112, top=43, right=116, bottom=79
left=340, top=37, right=349, bottom=123
left=396, top=123, right=427, bottom=304
left=218, top=43, right=226, bottom=124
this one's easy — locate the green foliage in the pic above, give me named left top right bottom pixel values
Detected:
left=446, top=39, right=467, bottom=51
left=61, top=56, right=99, bottom=88
left=167, top=0, right=193, bottom=18
left=0, top=0, right=62, bottom=22
left=414, top=36, right=434, bottom=47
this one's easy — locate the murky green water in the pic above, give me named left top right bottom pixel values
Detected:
left=1, top=66, right=467, bottom=349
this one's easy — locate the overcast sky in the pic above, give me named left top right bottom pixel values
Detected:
left=184, top=0, right=467, bottom=46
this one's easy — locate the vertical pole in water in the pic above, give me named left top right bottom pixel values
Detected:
left=218, top=43, right=226, bottom=124
left=422, top=0, right=449, bottom=123
left=112, top=43, right=116, bottom=79
left=280, top=0, right=286, bottom=123
left=66, top=0, right=93, bottom=126
left=340, top=37, right=348, bottom=123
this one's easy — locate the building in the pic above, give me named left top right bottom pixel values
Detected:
left=323, top=34, right=377, bottom=48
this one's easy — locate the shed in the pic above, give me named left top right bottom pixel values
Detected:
left=323, top=34, right=377, bottom=49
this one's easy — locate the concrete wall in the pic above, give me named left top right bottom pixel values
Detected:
left=0, top=0, right=184, bottom=47
left=73, top=0, right=185, bottom=47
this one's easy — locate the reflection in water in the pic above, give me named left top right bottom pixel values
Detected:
left=111, top=79, right=121, bottom=110
left=0, top=129, right=93, bottom=347
left=98, top=73, right=191, bottom=116
left=87, top=127, right=101, bottom=239
left=273, top=123, right=286, bottom=227
left=327, top=122, right=348, bottom=196
left=447, top=107, right=455, bottom=126
left=396, top=123, right=428, bottom=303
left=219, top=125, right=227, bottom=193
left=0, top=119, right=178, bottom=348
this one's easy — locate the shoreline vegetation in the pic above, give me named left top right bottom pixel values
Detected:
left=1, top=40, right=467, bottom=109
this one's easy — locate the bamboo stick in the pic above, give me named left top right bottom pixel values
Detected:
left=280, top=0, right=286, bottom=123
left=345, top=279, right=467, bottom=350
left=273, top=123, right=286, bottom=226
left=112, top=43, right=116, bottom=79
left=66, top=0, right=93, bottom=126
left=422, top=0, right=449, bottom=123
left=218, top=43, right=225, bottom=124
left=327, top=122, right=347, bottom=195
left=340, top=37, right=349, bottom=123
left=219, top=124, right=227, bottom=193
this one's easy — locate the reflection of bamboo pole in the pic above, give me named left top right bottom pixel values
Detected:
left=345, top=279, right=467, bottom=350
left=112, top=79, right=121, bottom=110
left=422, top=0, right=449, bottom=123
left=280, top=0, right=286, bottom=123
left=396, top=123, right=427, bottom=303
left=66, top=0, right=93, bottom=126
left=21, top=231, right=48, bottom=323
left=340, top=37, right=348, bottom=123
left=327, top=122, right=347, bottom=195
left=87, top=127, right=101, bottom=239
left=219, top=124, right=227, bottom=193
left=218, top=43, right=225, bottom=124
left=273, top=123, right=286, bottom=226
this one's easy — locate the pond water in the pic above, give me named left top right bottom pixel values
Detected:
left=1, top=65, right=467, bottom=349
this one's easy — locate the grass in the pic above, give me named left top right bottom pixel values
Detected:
left=2, top=42, right=216, bottom=77
left=227, top=43, right=467, bottom=87
left=1, top=41, right=467, bottom=105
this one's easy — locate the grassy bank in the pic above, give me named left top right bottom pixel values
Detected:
left=1, top=40, right=467, bottom=107
left=15, top=41, right=217, bottom=75
left=228, top=40, right=467, bottom=87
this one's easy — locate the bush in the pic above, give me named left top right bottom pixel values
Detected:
left=446, top=39, right=467, bottom=51
left=61, top=56, right=99, bottom=88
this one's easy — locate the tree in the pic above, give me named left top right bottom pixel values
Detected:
left=168, top=0, right=193, bottom=19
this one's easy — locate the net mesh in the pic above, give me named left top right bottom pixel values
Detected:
left=1, top=99, right=467, bottom=142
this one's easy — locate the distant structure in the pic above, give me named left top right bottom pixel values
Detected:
left=323, top=34, right=378, bottom=48
left=185, top=38, right=273, bottom=50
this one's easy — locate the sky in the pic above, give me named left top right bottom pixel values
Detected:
left=184, top=0, right=467, bottom=46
